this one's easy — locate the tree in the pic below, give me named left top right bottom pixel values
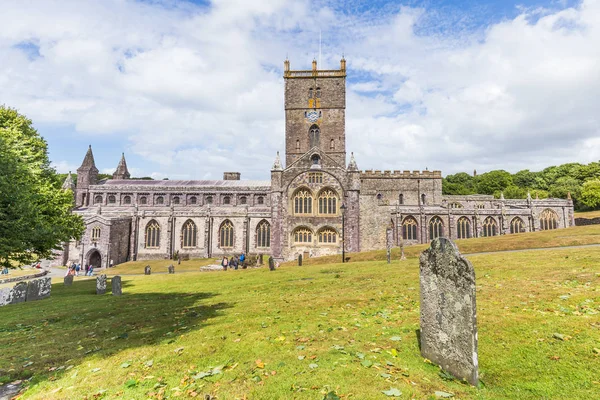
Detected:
left=443, top=172, right=477, bottom=195
left=476, top=170, right=513, bottom=195
left=0, top=106, right=84, bottom=268
left=580, top=179, right=600, bottom=209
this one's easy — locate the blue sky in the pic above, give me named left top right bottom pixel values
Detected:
left=1, top=0, right=598, bottom=180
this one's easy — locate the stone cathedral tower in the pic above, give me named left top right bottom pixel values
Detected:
left=284, top=58, right=347, bottom=166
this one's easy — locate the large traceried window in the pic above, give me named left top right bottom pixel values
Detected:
left=181, top=220, right=197, bottom=248
left=294, top=189, right=313, bottom=215
left=510, top=217, right=526, bottom=234
left=318, top=228, right=337, bottom=244
left=318, top=189, right=337, bottom=215
left=540, top=209, right=558, bottom=230
left=219, top=220, right=234, bottom=248
left=402, top=217, right=418, bottom=240
left=429, top=216, right=443, bottom=241
left=293, top=227, right=313, bottom=244
left=457, top=217, right=471, bottom=239
left=145, top=220, right=160, bottom=248
left=256, top=220, right=270, bottom=248
left=91, top=226, right=101, bottom=241
left=482, top=217, right=498, bottom=237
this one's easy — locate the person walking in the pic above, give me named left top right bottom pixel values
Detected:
left=75, top=264, right=80, bottom=276
left=88, top=265, right=94, bottom=276
left=221, top=256, right=228, bottom=271
left=85, top=264, right=90, bottom=275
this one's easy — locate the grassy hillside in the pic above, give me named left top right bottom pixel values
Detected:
left=1, top=242, right=599, bottom=399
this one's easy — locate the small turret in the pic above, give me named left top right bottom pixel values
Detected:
left=62, top=171, right=75, bottom=191
left=347, top=152, right=358, bottom=171
left=284, top=58, right=290, bottom=72
left=76, top=145, right=99, bottom=207
left=112, top=153, right=130, bottom=180
left=340, top=56, right=346, bottom=71
left=312, top=59, right=317, bottom=71
left=272, top=151, right=283, bottom=171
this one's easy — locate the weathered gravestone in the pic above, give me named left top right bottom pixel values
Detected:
left=268, top=256, right=275, bottom=271
left=419, top=237, right=478, bottom=386
left=9, top=282, right=28, bottom=304
left=26, top=277, right=51, bottom=301
left=258, top=253, right=263, bottom=265
left=64, top=275, right=74, bottom=286
left=96, top=274, right=107, bottom=295
left=144, top=266, right=151, bottom=275
left=298, top=254, right=303, bottom=266
left=112, top=276, right=122, bottom=296
left=168, top=265, right=175, bottom=274
left=0, top=287, right=12, bottom=306
left=386, top=227, right=393, bottom=264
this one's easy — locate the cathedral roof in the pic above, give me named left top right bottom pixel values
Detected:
left=96, top=179, right=271, bottom=190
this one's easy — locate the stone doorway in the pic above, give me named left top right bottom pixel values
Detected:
left=88, top=250, right=102, bottom=268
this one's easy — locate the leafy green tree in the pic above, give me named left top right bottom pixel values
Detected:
left=502, top=185, right=528, bottom=199
left=442, top=172, right=477, bottom=195
left=513, top=170, right=538, bottom=188
left=0, top=106, right=84, bottom=268
left=476, top=170, right=512, bottom=195
left=548, top=176, right=580, bottom=201
left=580, top=179, right=600, bottom=209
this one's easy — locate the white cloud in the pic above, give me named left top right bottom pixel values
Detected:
left=1, top=0, right=599, bottom=180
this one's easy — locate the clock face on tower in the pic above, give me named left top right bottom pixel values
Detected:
left=306, top=110, right=319, bottom=123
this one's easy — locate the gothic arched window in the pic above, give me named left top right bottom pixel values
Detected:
left=123, top=196, right=131, bottom=205
left=293, top=227, right=313, bottom=244
left=330, top=139, right=335, bottom=150
left=257, top=196, right=264, bottom=205
left=421, top=194, right=427, bottom=205
left=318, top=227, right=337, bottom=244
left=457, top=217, right=471, bottom=239
left=139, top=196, right=147, bottom=205
left=181, top=220, right=197, bottom=248
left=108, top=195, right=116, bottom=204
left=318, top=189, right=338, bottom=215
left=399, top=194, right=404, bottom=205
left=510, top=217, right=526, bottom=234
left=223, top=196, right=231, bottom=205
left=206, top=196, right=213, bottom=204
left=309, top=124, right=320, bottom=148
left=482, top=217, right=498, bottom=237
left=429, top=216, right=443, bottom=241
left=316, top=87, right=321, bottom=98
left=190, top=196, right=197, bottom=205
left=156, top=196, right=164, bottom=205
left=145, top=220, right=160, bottom=248
left=219, top=220, right=234, bottom=248
left=256, top=220, right=270, bottom=248
left=402, top=217, right=418, bottom=240
left=240, top=196, right=247, bottom=205
left=540, top=209, right=558, bottom=230
left=308, top=88, right=313, bottom=99
left=293, top=188, right=313, bottom=215
left=173, top=196, right=180, bottom=205
left=94, top=195, right=102, bottom=204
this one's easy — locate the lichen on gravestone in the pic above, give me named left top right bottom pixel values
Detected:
left=419, top=237, right=478, bottom=386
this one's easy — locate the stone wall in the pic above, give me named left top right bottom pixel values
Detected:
left=575, top=217, right=600, bottom=226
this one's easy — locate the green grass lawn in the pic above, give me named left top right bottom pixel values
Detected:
left=1, top=236, right=599, bottom=399
left=575, top=210, right=600, bottom=219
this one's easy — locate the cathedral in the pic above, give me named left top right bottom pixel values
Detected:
left=60, top=58, right=575, bottom=268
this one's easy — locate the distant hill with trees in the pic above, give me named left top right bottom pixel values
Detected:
left=443, top=162, right=600, bottom=211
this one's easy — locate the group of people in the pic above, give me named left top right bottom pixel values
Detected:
left=66, top=263, right=96, bottom=277
left=221, top=253, right=246, bottom=271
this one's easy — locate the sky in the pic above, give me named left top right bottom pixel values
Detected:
left=1, top=0, right=598, bottom=180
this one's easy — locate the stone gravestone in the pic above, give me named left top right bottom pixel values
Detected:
left=386, top=227, right=393, bottom=264
left=168, top=265, right=175, bottom=274
left=298, top=254, right=302, bottom=266
left=9, top=282, right=28, bottom=304
left=144, top=266, right=151, bottom=275
left=419, top=237, right=478, bottom=386
left=96, top=274, right=107, bottom=295
left=258, top=253, right=263, bottom=265
left=64, top=275, right=74, bottom=286
left=112, top=276, right=122, bottom=296
left=26, top=277, right=51, bottom=301
left=268, top=256, right=275, bottom=271
left=0, top=287, right=12, bottom=307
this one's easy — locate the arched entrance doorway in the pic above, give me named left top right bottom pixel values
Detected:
left=88, top=250, right=102, bottom=268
